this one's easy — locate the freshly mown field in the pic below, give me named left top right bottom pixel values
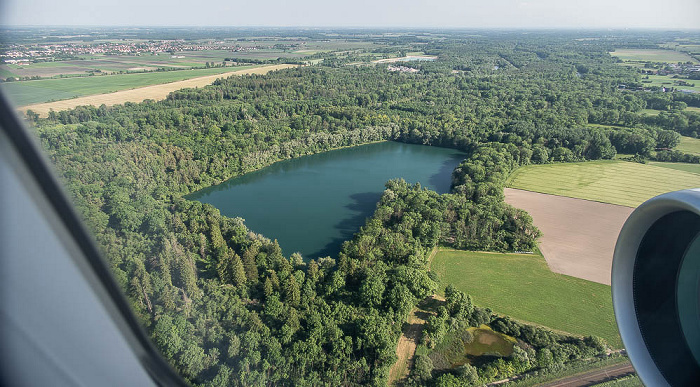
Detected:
left=677, top=135, right=700, bottom=155
left=0, top=66, right=255, bottom=106
left=507, top=160, right=700, bottom=207
left=649, top=162, right=700, bottom=174
left=610, top=49, right=698, bottom=63
left=430, top=249, right=621, bottom=348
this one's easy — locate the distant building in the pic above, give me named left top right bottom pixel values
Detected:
left=387, top=65, right=419, bottom=73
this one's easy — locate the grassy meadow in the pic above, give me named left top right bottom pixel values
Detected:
left=430, top=249, right=621, bottom=348
left=0, top=66, right=255, bottom=106
left=677, top=135, right=700, bottom=155
left=610, top=49, right=698, bottom=63
left=640, top=74, right=700, bottom=92
left=506, top=160, right=700, bottom=207
left=639, top=108, right=661, bottom=116
left=649, top=162, right=700, bottom=174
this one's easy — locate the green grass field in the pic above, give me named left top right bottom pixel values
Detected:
left=610, top=49, right=698, bottom=63
left=0, top=66, right=18, bottom=79
left=431, top=249, right=621, bottom=347
left=678, top=136, right=700, bottom=155
left=8, top=61, right=82, bottom=69
left=639, top=108, right=660, bottom=116
left=507, top=160, right=700, bottom=207
left=0, top=66, right=254, bottom=106
left=649, top=162, right=700, bottom=174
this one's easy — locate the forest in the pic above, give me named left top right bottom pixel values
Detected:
left=25, top=30, right=700, bottom=386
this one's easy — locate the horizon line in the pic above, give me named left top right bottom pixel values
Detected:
left=2, top=25, right=700, bottom=32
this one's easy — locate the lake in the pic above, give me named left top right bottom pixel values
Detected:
left=187, top=141, right=465, bottom=260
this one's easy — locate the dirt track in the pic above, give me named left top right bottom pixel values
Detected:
left=387, top=292, right=444, bottom=386
left=388, top=308, right=425, bottom=385
left=20, top=64, right=297, bottom=116
left=504, top=188, right=633, bottom=285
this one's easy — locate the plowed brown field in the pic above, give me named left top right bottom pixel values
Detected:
left=504, top=188, right=633, bottom=285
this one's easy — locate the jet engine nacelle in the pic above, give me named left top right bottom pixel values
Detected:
left=613, top=189, right=700, bottom=386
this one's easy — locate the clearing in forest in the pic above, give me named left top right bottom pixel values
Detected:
left=640, top=74, right=700, bottom=92
left=504, top=188, right=632, bottom=285
left=372, top=55, right=437, bottom=63
left=388, top=295, right=446, bottom=386
left=677, top=135, right=700, bottom=156
left=18, top=64, right=297, bottom=116
left=430, top=249, right=621, bottom=348
left=506, top=160, right=700, bottom=208
left=388, top=248, right=441, bottom=386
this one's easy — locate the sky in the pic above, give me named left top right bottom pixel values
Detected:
left=1, top=0, right=698, bottom=29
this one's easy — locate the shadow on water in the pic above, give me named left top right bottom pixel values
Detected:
left=307, top=191, right=383, bottom=259
left=428, top=153, right=466, bottom=193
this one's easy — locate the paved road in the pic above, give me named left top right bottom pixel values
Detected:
left=538, top=362, right=635, bottom=387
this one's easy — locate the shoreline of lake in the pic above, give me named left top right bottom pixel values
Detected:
left=187, top=141, right=466, bottom=260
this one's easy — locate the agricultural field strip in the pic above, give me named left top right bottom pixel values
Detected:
left=2, top=66, right=256, bottom=106
left=649, top=162, right=700, bottom=175
left=18, top=64, right=298, bottom=116
left=609, top=49, right=698, bottom=63
left=677, top=135, right=700, bottom=155
left=507, top=161, right=700, bottom=207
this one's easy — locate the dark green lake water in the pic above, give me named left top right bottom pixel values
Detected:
left=187, top=141, right=465, bottom=260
